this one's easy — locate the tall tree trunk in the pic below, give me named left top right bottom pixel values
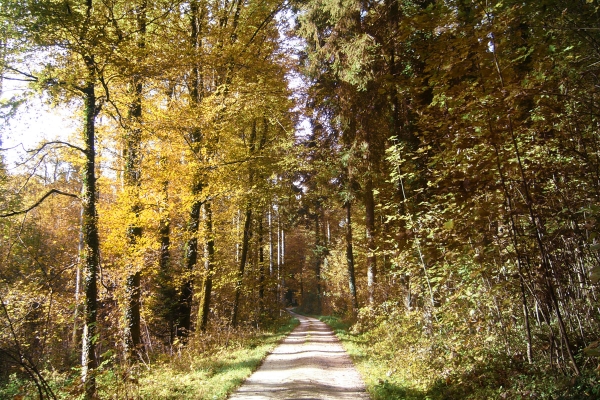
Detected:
left=314, top=210, right=322, bottom=313
left=269, top=206, right=277, bottom=306
left=232, top=119, right=263, bottom=326
left=365, top=175, right=377, bottom=305
left=269, top=207, right=274, bottom=276
left=232, top=206, right=252, bottom=327
left=258, top=213, right=265, bottom=313
left=124, top=272, right=141, bottom=355
left=123, top=0, right=146, bottom=358
left=81, top=64, right=99, bottom=400
left=72, top=209, right=84, bottom=346
left=197, top=201, right=215, bottom=332
left=177, top=0, right=205, bottom=339
left=278, top=208, right=285, bottom=304
left=178, top=190, right=201, bottom=337
left=281, top=228, right=285, bottom=300
left=345, top=200, right=359, bottom=314
left=157, top=178, right=174, bottom=342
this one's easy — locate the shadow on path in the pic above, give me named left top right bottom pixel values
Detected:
left=228, top=311, right=369, bottom=400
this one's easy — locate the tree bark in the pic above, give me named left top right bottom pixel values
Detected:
left=365, top=175, right=377, bottom=305
left=197, top=201, right=215, bottom=332
left=345, top=200, right=359, bottom=314
left=231, top=119, right=263, bottom=326
left=258, top=213, right=265, bottom=313
left=177, top=0, right=205, bottom=339
left=232, top=206, right=252, bottom=327
left=269, top=206, right=277, bottom=305
left=178, top=190, right=201, bottom=337
left=157, top=178, right=175, bottom=342
left=80, top=64, right=99, bottom=400
left=123, top=0, right=146, bottom=358
left=278, top=208, right=285, bottom=304
left=314, top=210, right=322, bottom=313
left=124, top=272, right=141, bottom=354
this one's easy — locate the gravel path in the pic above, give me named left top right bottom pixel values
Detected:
left=229, top=311, right=370, bottom=399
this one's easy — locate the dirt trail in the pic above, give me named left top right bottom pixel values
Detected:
left=229, top=311, right=370, bottom=399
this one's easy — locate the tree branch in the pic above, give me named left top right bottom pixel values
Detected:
left=0, top=189, right=79, bottom=218
left=27, top=141, right=86, bottom=155
left=4, top=66, right=39, bottom=81
left=244, top=0, right=287, bottom=48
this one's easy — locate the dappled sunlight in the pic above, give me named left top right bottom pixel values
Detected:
left=230, top=312, right=369, bottom=399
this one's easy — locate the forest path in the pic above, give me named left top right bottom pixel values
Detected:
left=228, top=311, right=370, bottom=399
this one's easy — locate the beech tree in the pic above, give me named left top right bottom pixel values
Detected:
left=1, top=0, right=155, bottom=395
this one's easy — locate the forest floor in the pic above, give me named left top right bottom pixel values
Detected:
left=228, top=311, right=370, bottom=399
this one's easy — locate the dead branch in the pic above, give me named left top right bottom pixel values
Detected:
left=0, top=189, right=79, bottom=218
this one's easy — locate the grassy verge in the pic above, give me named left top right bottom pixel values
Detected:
left=0, top=316, right=299, bottom=400
left=317, top=314, right=599, bottom=400
left=116, top=316, right=299, bottom=400
left=317, top=315, right=422, bottom=400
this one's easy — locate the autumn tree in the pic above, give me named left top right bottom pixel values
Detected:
left=0, top=0, right=145, bottom=395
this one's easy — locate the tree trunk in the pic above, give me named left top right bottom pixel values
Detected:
left=269, top=206, right=278, bottom=306
left=177, top=0, right=205, bottom=339
left=72, top=208, right=84, bottom=347
left=345, top=200, right=359, bottom=314
left=178, top=192, right=201, bottom=337
left=232, top=206, right=252, bottom=327
left=365, top=176, right=377, bottom=305
left=80, top=66, right=99, bottom=400
left=232, top=120, right=262, bottom=326
left=258, top=213, right=265, bottom=314
left=314, top=210, right=322, bottom=313
left=197, top=201, right=215, bottom=332
left=157, top=179, right=174, bottom=343
left=124, top=272, right=141, bottom=355
left=278, top=209, right=285, bottom=304
left=269, top=207, right=274, bottom=277
left=123, top=0, right=146, bottom=358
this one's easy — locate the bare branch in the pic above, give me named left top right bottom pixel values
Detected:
left=0, top=189, right=79, bottom=218
left=245, top=0, right=287, bottom=48
left=0, top=143, right=26, bottom=152
left=27, top=141, right=86, bottom=155
left=4, top=66, right=39, bottom=81
left=1, top=76, right=37, bottom=82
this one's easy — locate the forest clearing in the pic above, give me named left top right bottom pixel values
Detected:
left=1, top=0, right=600, bottom=399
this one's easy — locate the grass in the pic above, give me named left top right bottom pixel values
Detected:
left=7, top=310, right=600, bottom=399
left=112, top=316, right=300, bottom=400
left=0, top=316, right=299, bottom=400
left=317, top=313, right=600, bottom=400
left=316, top=315, right=424, bottom=400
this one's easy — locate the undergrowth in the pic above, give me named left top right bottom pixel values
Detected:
left=1, top=315, right=299, bottom=400
left=319, top=311, right=600, bottom=400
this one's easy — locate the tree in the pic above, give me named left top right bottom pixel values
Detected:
left=2, top=0, right=134, bottom=395
left=122, top=0, right=147, bottom=360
